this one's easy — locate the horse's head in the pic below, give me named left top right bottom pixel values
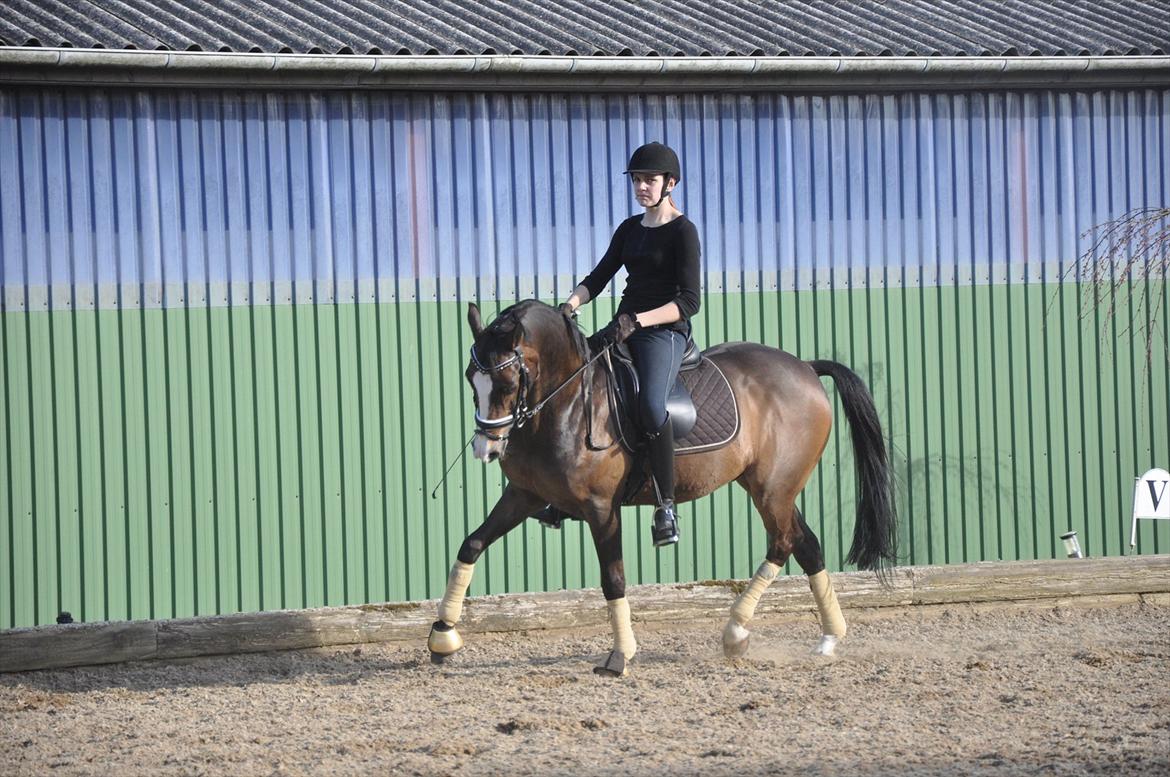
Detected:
left=465, top=300, right=585, bottom=463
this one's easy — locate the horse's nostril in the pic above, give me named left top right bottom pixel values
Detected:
left=488, top=451, right=499, bottom=463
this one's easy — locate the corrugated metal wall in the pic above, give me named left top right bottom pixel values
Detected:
left=2, top=86, right=1167, bottom=629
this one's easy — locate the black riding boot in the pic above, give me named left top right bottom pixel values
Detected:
left=531, top=504, right=572, bottom=530
left=647, top=416, right=679, bottom=547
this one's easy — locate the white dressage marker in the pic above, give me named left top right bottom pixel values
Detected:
left=1131, top=468, right=1170, bottom=548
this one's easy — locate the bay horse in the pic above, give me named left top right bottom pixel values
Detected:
left=428, top=300, right=897, bottom=676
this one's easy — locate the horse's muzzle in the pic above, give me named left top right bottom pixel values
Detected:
left=472, top=430, right=508, bottom=463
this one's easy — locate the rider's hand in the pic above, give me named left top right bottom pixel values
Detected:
left=586, top=322, right=615, bottom=352
left=557, top=302, right=577, bottom=319
left=614, top=313, right=641, bottom=343
left=588, top=314, right=641, bottom=351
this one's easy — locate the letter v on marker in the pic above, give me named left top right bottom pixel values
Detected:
left=1149, top=479, right=1169, bottom=510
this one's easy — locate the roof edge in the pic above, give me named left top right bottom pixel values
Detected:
left=2, top=48, right=1169, bottom=91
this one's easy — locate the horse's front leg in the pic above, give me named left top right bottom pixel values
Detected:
left=427, top=483, right=545, bottom=662
left=587, top=508, right=636, bottom=678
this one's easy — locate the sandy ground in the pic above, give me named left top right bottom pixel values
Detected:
left=2, top=598, right=1168, bottom=776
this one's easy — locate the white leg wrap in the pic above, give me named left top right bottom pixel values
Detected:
left=729, top=561, right=782, bottom=626
left=437, top=561, right=475, bottom=626
left=808, top=569, right=846, bottom=638
left=607, top=598, right=637, bottom=660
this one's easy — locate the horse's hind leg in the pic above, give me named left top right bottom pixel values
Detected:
left=427, top=484, right=545, bottom=661
left=721, top=540, right=797, bottom=658
left=791, top=508, right=847, bottom=656
left=722, top=483, right=847, bottom=658
left=721, top=487, right=801, bottom=659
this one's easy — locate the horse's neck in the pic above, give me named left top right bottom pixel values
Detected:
left=548, top=356, right=615, bottom=448
left=532, top=348, right=590, bottom=427
left=520, top=349, right=610, bottom=451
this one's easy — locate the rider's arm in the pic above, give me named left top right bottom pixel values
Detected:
left=574, top=221, right=629, bottom=308
left=671, top=220, right=702, bottom=320
left=564, top=284, right=591, bottom=311
left=634, top=302, right=681, bottom=327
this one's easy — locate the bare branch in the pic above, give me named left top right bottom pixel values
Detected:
left=1056, top=206, right=1169, bottom=382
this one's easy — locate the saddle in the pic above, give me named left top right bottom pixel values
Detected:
left=605, top=338, right=739, bottom=456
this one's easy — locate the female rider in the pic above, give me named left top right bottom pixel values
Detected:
left=546, top=141, right=702, bottom=547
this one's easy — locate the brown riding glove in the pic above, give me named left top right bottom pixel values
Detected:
left=588, top=313, right=641, bottom=350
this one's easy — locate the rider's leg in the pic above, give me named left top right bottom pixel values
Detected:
left=645, top=415, right=678, bottom=546
left=626, top=327, right=686, bottom=547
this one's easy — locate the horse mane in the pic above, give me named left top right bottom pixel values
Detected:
left=559, top=312, right=591, bottom=363
left=487, top=300, right=591, bottom=364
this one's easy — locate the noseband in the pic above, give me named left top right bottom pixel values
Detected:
left=470, top=345, right=534, bottom=440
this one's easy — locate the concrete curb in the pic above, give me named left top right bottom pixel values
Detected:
left=2, top=555, right=1168, bottom=673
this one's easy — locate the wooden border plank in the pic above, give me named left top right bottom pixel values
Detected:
left=0, top=621, right=157, bottom=672
left=3, top=556, right=1167, bottom=673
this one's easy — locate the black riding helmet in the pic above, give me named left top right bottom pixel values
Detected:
left=624, top=142, right=681, bottom=207
left=624, top=141, right=681, bottom=182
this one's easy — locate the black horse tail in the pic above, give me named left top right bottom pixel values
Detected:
left=809, top=360, right=898, bottom=582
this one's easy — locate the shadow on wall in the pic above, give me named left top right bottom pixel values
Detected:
left=899, top=452, right=1037, bottom=565
left=831, top=357, right=1039, bottom=566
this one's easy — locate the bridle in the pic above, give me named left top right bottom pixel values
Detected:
left=469, top=340, right=611, bottom=442
left=469, top=346, right=534, bottom=440
left=429, top=332, right=610, bottom=498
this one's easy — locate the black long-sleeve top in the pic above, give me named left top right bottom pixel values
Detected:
left=578, top=214, right=702, bottom=332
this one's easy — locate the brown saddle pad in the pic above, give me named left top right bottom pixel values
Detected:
left=674, top=357, right=739, bottom=455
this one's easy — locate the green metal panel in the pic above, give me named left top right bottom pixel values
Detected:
left=2, top=282, right=1167, bottom=628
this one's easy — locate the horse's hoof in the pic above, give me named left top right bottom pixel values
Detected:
left=593, top=650, right=628, bottom=678
left=430, top=650, right=455, bottom=665
left=723, top=635, right=750, bottom=659
left=812, top=635, right=839, bottom=657
left=722, top=621, right=750, bottom=659
left=427, top=620, right=464, bottom=657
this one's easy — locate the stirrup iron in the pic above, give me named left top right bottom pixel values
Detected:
left=652, top=501, right=679, bottom=547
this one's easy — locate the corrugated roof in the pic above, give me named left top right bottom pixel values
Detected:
left=1, top=0, right=1166, bottom=57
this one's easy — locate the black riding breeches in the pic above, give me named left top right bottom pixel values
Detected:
left=625, top=325, right=687, bottom=432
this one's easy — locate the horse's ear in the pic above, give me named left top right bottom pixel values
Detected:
left=467, top=303, right=485, bottom=338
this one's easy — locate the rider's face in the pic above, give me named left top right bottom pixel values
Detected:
left=630, top=172, right=671, bottom=206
